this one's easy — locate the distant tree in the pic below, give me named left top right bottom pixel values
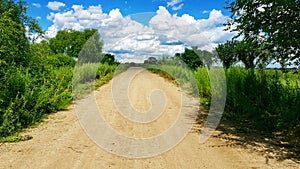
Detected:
left=77, top=31, right=103, bottom=64
left=49, top=29, right=102, bottom=60
left=216, top=40, right=271, bottom=69
left=193, top=47, right=214, bottom=70
left=215, top=41, right=238, bottom=69
left=175, top=48, right=204, bottom=70
left=144, top=57, right=157, bottom=64
left=101, top=53, right=117, bottom=65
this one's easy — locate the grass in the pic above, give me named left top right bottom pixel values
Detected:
left=0, top=62, right=121, bottom=142
left=145, top=64, right=199, bottom=96
left=147, top=63, right=300, bottom=160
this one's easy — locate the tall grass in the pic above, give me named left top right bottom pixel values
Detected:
left=150, top=64, right=300, bottom=132
left=194, top=68, right=211, bottom=98
left=0, top=62, right=118, bottom=140
left=146, top=64, right=199, bottom=95
left=224, top=68, right=300, bottom=131
left=72, top=63, right=118, bottom=99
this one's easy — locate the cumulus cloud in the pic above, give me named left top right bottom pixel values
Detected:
left=32, top=3, right=41, bottom=8
left=45, top=5, right=235, bottom=62
left=47, top=1, right=66, bottom=11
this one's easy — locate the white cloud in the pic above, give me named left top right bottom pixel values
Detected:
left=172, top=3, right=184, bottom=11
left=167, top=0, right=184, bottom=11
left=202, top=10, right=210, bottom=14
left=36, top=16, right=41, bottom=20
left=47, top=1, right=66, bottom=11
left=32, top=3, right=41, bottom=8
left=109, top=8, right=123, bottom=18
left=167, top=0, right=182, bottom=7
left=45, top=5, right=235, bottom=63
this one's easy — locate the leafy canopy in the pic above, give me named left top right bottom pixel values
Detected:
left=225, top=0, right=300, bottom=66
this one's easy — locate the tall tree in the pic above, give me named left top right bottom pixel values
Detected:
left=77, top=31, right=103, bottom=63
left=225, top=0, right=300, bottom=67
left=235, top=40, right=260, bottom=69
left=0, top=0, right=43, bottom=66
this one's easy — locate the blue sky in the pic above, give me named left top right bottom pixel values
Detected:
left=27, top=0, right=230, bottom=29
left=25, top=0, right=235, bottom=62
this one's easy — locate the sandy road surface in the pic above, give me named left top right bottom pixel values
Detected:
left=0, top=68, right=298, bottom=169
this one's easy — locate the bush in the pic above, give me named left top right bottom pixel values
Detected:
left=0, top=65, right=74, bottom=137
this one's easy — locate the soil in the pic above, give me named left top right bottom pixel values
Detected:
left=0, top=67, right=298, bottom=169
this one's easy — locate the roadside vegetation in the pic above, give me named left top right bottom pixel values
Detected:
left=0, top=0, right=119, bottom=141
left=144, top=0, right=300, bottom=160
left=1, top=0, right=299, bottom=161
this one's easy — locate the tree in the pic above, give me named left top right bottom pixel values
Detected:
left=49, top=29, right=101, bottom=59
left=144, top=57, right=157, bottom=64
left=235, top=40, right=261, bottom=69
left=193, top=47, right=214, bottom=70
left=215, top=41, right=238, bottom=69
left=101, top=53, right=117, bottom=65
left=77, top=31, right=103, bottom=64
left=175, top=48, right=204, bottom=70
left=0, top=0, right=43, bottom=66
left=225, top=0, right=300, bottom=67
left=30, top=40, right=52, bottom=57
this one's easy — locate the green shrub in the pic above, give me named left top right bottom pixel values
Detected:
left=46, top=54, right=76, bottom=67
left=194, top=68, right=211, bottom=98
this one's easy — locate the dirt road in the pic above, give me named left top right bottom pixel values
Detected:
left=0, top=68, right=297, bottom=169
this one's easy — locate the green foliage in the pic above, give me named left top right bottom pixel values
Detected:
left=193, top=47, right=215, bottom=70
left=156, top=56, right=181, bottom=66
left=225, top=68, right=300, bottom=131
left=175, top=48, right=204, bottom=70
left=0, top=2, right=115, bottom=139
left=216, top=40, right=269, bottom=69
left=0, top=0, right=43, bottom=66
left=226, top=0, right=300, bottom=66
left=215, top=41, right=238, bottom=69
left=72, top=63, right=118, bottom=99
left=144, top=57, right=158, bottom=64
left=193, top=66, right=300, bottom=132
left=78, top=31, right=103, bottom=63
left=49, top=29, right=102, bottom=60
left=234, top=40, right=260, bottom=69
left=194, top=68, right=211, bottom=98
left=0, top=65, right=74, bottom=137
left=145, top=60, right=199, bottom=95
left=101, top=53, right=118, bottom=65
left=73, top=63, right=99, bottom=85
left=46, top=54, right=76, bottom=68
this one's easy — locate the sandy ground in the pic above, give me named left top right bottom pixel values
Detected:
left=0, top=68, right=298, bottom=169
